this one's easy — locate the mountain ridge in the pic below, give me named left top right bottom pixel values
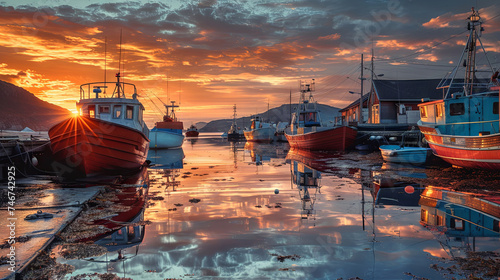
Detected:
left=0, top=80, right=73, bottom=131
left=199, top=103, right=341, bottom=132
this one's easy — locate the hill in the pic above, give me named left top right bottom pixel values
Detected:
left=0, top=80, right=73, bottom=131
left=200, top=103, right=340, bottom=132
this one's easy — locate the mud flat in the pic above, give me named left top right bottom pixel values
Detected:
left=0, top=182, right=102, bottom=279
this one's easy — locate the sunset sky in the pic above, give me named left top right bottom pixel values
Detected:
left=1, top=0, right=499, bottom=126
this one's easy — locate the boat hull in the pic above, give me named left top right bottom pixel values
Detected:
left=150, top=128, right=185, bottom=149
left=244, top=127, right=275, bottom=143
left=185, top=130, right=199, bottom=137
left=379, top=145, right=431, bottom=165
left=49, top=116, right=149, bottom=177
left=285, top=126, right=357, bottom=151
left=419, top=126, right=500, bottom=169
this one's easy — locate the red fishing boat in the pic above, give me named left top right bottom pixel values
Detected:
left=418, top=8, right=500, bottom=169
left=49, top=73, right=150, bottom=177
left=286, top=80, right=357, bottom=151
left=185, top=124, right=199, bottom=137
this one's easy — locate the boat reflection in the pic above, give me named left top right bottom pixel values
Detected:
left=78, top=168, right=149, bottom=243
left=288, top=151, right=322, bottom=223
left=419, top=186, right=500, bottom=256
left=186, top=137, right=198, bottom=146
left=286, top=148, right=340, bottom=173
left=370, top=175, right=425, bottom=207
left=94, top=209, right=146, bottom=257
left=147, top=148, right=184, bottom=169
left=243, top=141, right=288, bottom=164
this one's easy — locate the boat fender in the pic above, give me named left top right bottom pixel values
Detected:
left=31, top=156, right=38, bottom=167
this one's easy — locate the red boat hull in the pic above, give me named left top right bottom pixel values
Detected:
left=285, top=126, right=357, bottom=151
left=185, top=130, right=199, bottom=137
left=420, top=126, right=500, bottom=169
left=49, top=116, right=149, bottom=177
left=427, top=143, right=500, bottom=169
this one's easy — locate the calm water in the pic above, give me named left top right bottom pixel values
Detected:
left=58, top=134, right=500, bottom=280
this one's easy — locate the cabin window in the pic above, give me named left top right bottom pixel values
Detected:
left=450, top=218, right=464, bottom=230
left=99, top=106, right=110, bottom=114
left=494, top=102, right=499, bottom=115
left=435, top=104, right=444, bottom=117
left=449, top=103, right=465, bottom=116
left=139, top=108, right=143, bottom=123
left=88, top=105, right=95, bottom=118
left=305, top=113, right=316, bottom=122
left=113, top=105, right=122, bottom=119
left=419, top=107, right=427, bottom=118
left=436, top=215, right=444, bottom=226
left=494, top=220, right=499, bottom=233
left=126, top=106, right=134, bottom=120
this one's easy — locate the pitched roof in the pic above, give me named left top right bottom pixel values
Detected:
left=372, top=79, right=444, bottom=101
left=339, top=94, right=369, bottom=112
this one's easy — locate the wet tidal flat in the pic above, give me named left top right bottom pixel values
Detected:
left=20, top=135, right=500, bottom=279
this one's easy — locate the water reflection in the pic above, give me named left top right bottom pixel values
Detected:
left=288, top=152, right=322, bottom=223
left=147, top=148, right=184, bottom=192
left=244, top=141, right=288, bottom=164
left=78, top=168, right=150, bottom=242
left=147, top=148, right=184, bottom=169
left=286, top=149, right=340, bottom=173
left=370, top=176, right=424, bottom=207
left=419, top=186, right=500, bottom=257
left=56, top=139, right=500, bottom=279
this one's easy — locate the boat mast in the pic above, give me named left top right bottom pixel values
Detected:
left=167, top=100, right=179, bottom=121
left=233, top=104, right=237, bottom=126
left=359, top=53, right=364, bottom=124
left=464, top=7, right=481, bottom=95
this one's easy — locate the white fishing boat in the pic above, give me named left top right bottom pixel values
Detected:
left=150, top=101, right=184, bottom=149
left=243, top=115, right=276, bottom=143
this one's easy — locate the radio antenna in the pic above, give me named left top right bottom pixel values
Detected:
left=104, top=36, right=107, bottom=94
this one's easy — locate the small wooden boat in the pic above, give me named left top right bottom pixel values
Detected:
left=286, top=80, right=357, bottom=151
left=49, top=73, right=150, bottom=177
left=379, top=145, right=431, bottom=165
left=150, top=101, right=185, bottom=149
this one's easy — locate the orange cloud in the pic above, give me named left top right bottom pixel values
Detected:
left=318, top=33, right=341, bottom=41
left=422, top=11, right=470, bottom=28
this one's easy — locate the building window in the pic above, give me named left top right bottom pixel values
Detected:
left=494, top=102, right=499, bottom=115
left=449, top=103, right=465, bottom=116
left=113, top=105, right=122, bottom=119
left=88, top=105, right=95, bottom=118
left=372, top=105, right=379, bottom=123
left=99, top=106, right=110, bottom=114
left=126, top=106, right=134, bottom=119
